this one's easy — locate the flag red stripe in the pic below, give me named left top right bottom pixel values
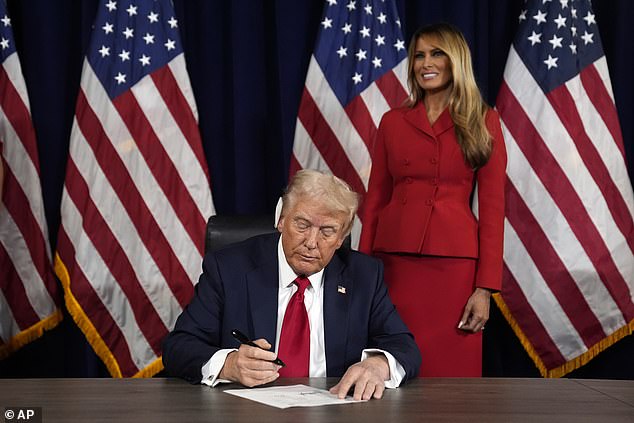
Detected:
left=150, top=66, right=210, bottom=182
left=64, top=157, right=168, bottom=353
left=502, top=264, right=567, bottom=369
left=499, top=82, right=634, bottom=320
left=113, top=90, right=206, bottom=255
left=297, top=88, right=366, bottom=196
left=76, top=90, right=194, bottom=307
left=505, top=179, right=606, bottom=346
left=0, top=66, right=39, bottom=168
left=57, top=228, right=138, bottom=376
left=343, top=95, right=377, bottom=153
left=547, top=85, right=634, bottom=255
left=374, top=70, right=408, bottom=109
left=288, top=154, right=302, bottom=180
left=580, top=65, right=626, bottom=157
left=0, top=243, right=41, bottom=329
left=0, top=160, right=56, bottom=299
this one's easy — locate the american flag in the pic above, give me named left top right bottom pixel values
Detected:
left=290, top=0, right=408, bottom=245
left=54, top=0, right=214, bottom=377
left=0, top=0, right=62, bottom=358
left=496, top=0, right=634, bottom=377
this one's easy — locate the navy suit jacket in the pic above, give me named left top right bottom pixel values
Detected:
left=162, top=233, right=421, bottom=384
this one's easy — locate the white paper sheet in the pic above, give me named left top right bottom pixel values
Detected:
left=223, top=384, right=365, bottom=409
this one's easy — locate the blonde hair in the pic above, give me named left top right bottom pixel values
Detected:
left=282, top=170, right=359, bottom=236
left=406, top=23, right=492, bottom=169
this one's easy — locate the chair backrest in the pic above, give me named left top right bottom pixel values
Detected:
left=205, top=214, right=277, bottom=253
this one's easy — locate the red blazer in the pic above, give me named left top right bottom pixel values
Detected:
left=359, top=102, right=507, bottom=290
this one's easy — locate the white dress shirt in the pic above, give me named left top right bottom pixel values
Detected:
left=201, top=236, right=405, bottom=387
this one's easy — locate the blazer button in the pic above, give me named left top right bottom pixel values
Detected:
left=431, top=177, right=438, bottom=186
left=430, top=157, right=438, bottom=164
left=403, top=159, right=410, bottom=166
left=406, top=177, right=413, bottom=184
left=401, top=197, right=407, bottom=204
left=425, top=199, right=433, bottom=206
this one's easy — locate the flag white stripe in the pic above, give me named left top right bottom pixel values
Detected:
left=359, top=80, right=390, bottom=128
left=0, top=290, right=20, bottom=342
left=167, top=54, right=199, bottom=121
left=503, top=218, right=587, bottom=360
left=0, top=209, right=55, bottom=319
left=69, top=123, right=183, bottom=328
left=131, top=73, right=213, bottom=222
left=593, top=57, right=615, bottom=102
left=2, top=54, right=31, bottom=110
left=567, top=75, right=634, bottom=215
left=503, top=47, right=634, bottom=280
left=0, top=111, right=50, bottom=254
left=304, top=56, right=372, bottom=189
left=392, top=58, right=409, bottom=93
left=60, top=186, right=156, bottom=369
left=349, top=216, right=362, bottom=250
left=503, top=121, right=626, bottom=334
left=292, top=119, right=332, bottom=173
left=81, top=61, right=202, bottom=283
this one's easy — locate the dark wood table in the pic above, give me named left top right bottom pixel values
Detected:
left=1, top=377, right=632, bottom=422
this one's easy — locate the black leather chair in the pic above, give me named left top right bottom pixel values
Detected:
left=205, top=214, right=277, bottom=253
left=204, top=214, right=352, bottom=254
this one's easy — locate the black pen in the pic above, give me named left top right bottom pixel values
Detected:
left=231, top=329, right=286, bottom=367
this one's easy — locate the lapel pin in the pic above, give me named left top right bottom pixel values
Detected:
left=337, top=285, right=346, bottom=294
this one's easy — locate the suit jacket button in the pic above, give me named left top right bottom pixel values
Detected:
left=431, top=177, right=438, bottom=186
left=406, top=177, right=413, bottom=184
left=430, top=157, right=438, bottom=164
left=404, top=159, right=410, bottom=166
left=401, top=197, right=407, bottom=204
left=426, top=199, right=433, bottom=206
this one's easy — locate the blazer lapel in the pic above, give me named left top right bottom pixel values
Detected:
left=403, top=102, right=434, bottom=138
left=246, top=252, right=279, bottom=348
left=403, top=102, right=454, bottom=138
left=432, top=107, right=454, bottom=137
left=322, top=252, right=350, bottom=377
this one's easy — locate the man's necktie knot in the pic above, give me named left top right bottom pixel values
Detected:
left=293, top=275, right=310, bottom=300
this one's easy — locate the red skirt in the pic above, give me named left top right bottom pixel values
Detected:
left=378, top=253, right=482, bottom=377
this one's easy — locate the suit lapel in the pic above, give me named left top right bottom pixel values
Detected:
left=323, top=252, right=350, bottom=377
left=404, top=102, right=434, bottom=138
left=432, top=107, right=454, bottom=136
left=246, top=245, right=279, bottom=348
left=403, top=102, right=454, bottom=138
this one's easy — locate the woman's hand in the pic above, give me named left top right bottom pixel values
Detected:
left=458, top=288, right=491, bottom=333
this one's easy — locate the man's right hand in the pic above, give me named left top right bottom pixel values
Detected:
left=218, top=339, right=281, bottom=387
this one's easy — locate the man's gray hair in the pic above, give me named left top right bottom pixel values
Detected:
left=281, top=170, right=359, bottom=236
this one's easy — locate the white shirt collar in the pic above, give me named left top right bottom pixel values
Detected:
left=277, top=235, right=324, bottom=291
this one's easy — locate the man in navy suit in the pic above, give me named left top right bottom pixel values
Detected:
left=162, top=170, right=421, bottom=400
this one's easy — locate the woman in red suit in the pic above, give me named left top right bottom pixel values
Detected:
left=359, top=23, right=507, bottom=377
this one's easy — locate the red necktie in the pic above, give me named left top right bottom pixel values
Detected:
left=277, top=276, right=310, bottom=377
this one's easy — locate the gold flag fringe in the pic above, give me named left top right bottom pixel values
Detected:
left=54, top=253, right=164, bottom=378
left=493, top=293, right=634, bottom=378
left=0, top=309, right=63, bottom=360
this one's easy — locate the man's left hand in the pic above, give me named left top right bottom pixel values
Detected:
left=329, top=355, right=389, bottom=400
